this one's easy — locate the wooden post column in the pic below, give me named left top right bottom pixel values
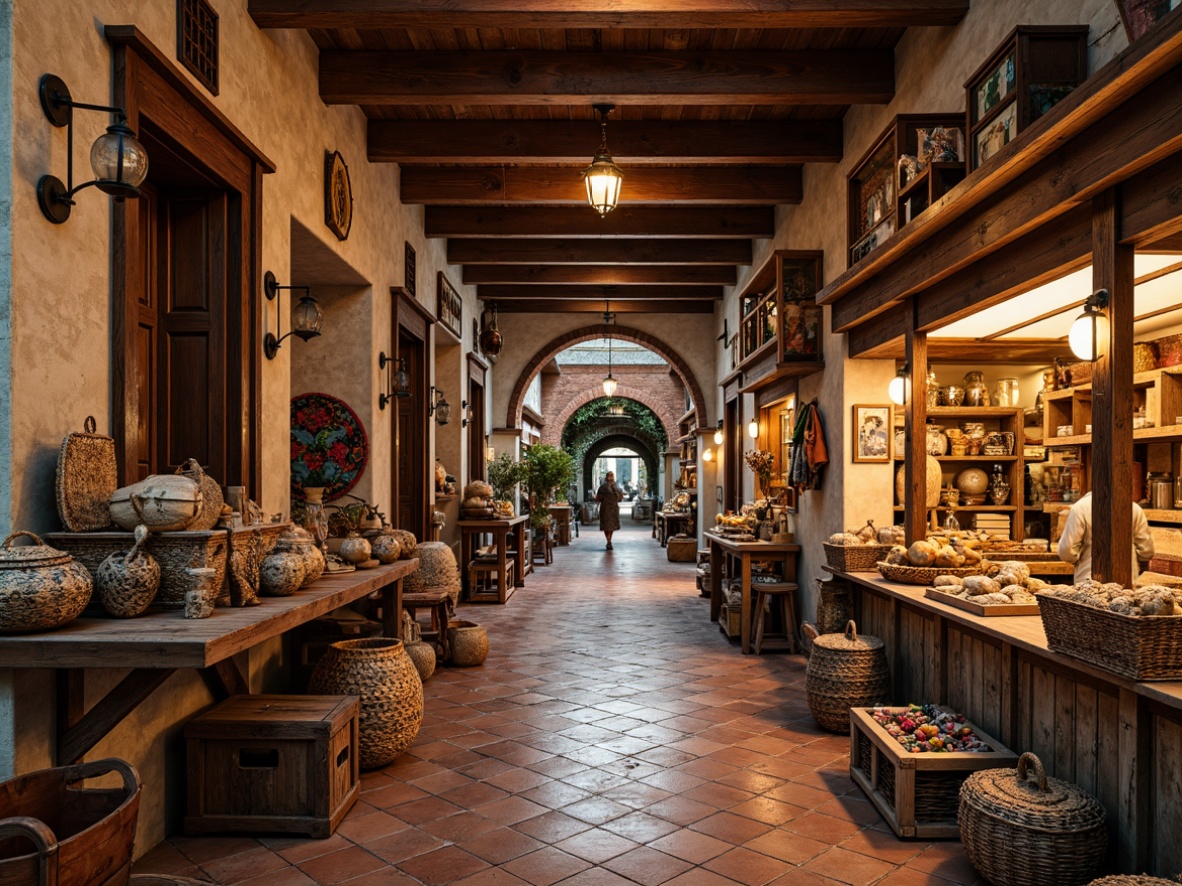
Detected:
left=904, top=308, right=929, bottom=545
left=1091, top=189, right=1135, bottom=586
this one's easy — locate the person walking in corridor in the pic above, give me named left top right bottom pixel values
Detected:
left=596, top=471, right=624, bottom=550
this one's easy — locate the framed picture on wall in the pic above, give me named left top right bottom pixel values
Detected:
left=853, top=404, right=892, bottom=463
left=437, top=272, right=462, bottom=339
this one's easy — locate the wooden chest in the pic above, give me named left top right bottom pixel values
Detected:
left=849, top=706, right=1017, bottom=839
left=185, top=694, right=360, bottom=838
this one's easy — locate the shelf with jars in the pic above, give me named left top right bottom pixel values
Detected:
left=1043, top=367, right=1182, bottom=446
left=734, top=250, right=824, bottom=393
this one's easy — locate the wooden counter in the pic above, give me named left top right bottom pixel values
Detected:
left=832, top=568, right=1182, bottom=875
left=706, top=532, right=799, bottom=654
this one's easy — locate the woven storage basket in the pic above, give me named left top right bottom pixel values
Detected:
left=815, top=579, right=853, bottom=635
left=823, top=543, right=891, bottom=572
left=55, top=417, right=118, bottom=532
left=447, top=620, right=490, bottom=666
left=877, top=562, right=986, bottom=585
left=1038, top=593, right=1182, bottom=681
left=959, top=752, right=1107, bottom=886
left=1088, top=878, right=1177, bottom=885
left=801, top=621, right=890, bottom=733
left=667, top=536, right=697, bottom=562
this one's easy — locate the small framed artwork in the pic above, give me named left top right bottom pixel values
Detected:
left=437, top=272, right=462, bottom=339
left=853, top=404, right=892, bottom=463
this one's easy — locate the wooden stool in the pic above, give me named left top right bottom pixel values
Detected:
left=751, top=582, right=800, bottom=654
left=468, top=558, right=516, bottom=602
left=531, top=529, right=553, bottom=566
left=403, top=589, right=454, bottom=660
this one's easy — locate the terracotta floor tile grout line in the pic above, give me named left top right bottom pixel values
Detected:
left=138, top=522, right=979, bottom=886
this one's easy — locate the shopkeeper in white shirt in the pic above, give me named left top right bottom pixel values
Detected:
left=1057, top=491, right=1155, bottom=583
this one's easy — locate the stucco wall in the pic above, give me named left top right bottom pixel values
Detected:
left=0, top=0, right=483, bottom=853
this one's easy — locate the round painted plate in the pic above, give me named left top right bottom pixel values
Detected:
left=290, top=392, right=368, bottom=501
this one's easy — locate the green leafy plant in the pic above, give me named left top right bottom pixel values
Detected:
left=525, top=444, right=575, bottom=507
left=487, top=453, right=530, bottom=501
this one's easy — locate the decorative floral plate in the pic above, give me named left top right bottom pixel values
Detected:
left=291, top=392, right=368, bottom=501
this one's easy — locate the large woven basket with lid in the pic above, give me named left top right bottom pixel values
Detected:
left=802, top=620, right=890, bottom=733
left=959, top=752, right=1107, bottom=886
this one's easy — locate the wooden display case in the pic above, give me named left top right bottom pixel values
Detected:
left=736, top=250, right=823, bottom=391
left=848, top=114, right=967, bottom=267
left=965, top=26, right=1088, bottom=171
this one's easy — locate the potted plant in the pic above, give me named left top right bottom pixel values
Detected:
left=302, top=469, right=329, bottom=503
left=525, top=445, right=575, bottom=510
left=487, top=454, right=530, bottom=504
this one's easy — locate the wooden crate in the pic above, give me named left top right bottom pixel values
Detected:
left=185, top=694, right=360, bottom=838
left=848, top=706, right=1017, bottom=839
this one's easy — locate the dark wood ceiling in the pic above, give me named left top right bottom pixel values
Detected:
left=250, top=1, right=971, bottom=313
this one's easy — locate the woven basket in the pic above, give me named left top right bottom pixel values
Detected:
left=801, top=621, right=890, bottom=733
left=447, top=620, right=490, bottom=667
left=55, top=417, right=118, bottom=532
left=1133, top=341, right=1159, bottom=373
left=877, top=562, right=986, bottom=585
left=667, top=536, right=697, bottom=562
left=815, top=579, right=853, bottom=635
left=309, top=638, right=423, bottom=769
left=1088, top=878, right=1178, bottom=885
left=823, top=543, right=891, bottom=572
left=959, top=752, right=1107, bottom=886
left=1038, top=593, right=1182, bottom=681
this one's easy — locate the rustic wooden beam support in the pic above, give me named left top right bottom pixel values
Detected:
left=426, top=206, right=773, bottom=240
left=448, top=238, right=751, bottom=266
left=201, top=657, right=250, bottom=698
left=904, top=313, right=928, bottom=546
left=372, top=120, right=843, bottom=165
left=1090, top=190, right=1135, bottom=588
left=56, top=669, right=85, bottom=736
left=321, top=50, right=894, bottom=105
left=252, top=0, right=969, bottom=29
left=401, top=165, right=801, bottom=205
left=57, top=668, right=176, bottom=765
left=477, top=285, right=722, bottom=301
left=464, top=265, right=736, bottom=286
left=847, top=302, right=909, bottom=358
left=494, top=299, right=715, bottom=313
left=850, top=336, right=1077, bottom=362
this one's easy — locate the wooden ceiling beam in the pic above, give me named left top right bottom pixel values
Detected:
left=252, top=0, right=969, bottom=29
left=426, top=206, right=773, bottom=239
left=477, top=285, right=722, bottom=301
left=401, top=166, right=801, bottom=205
left=449, top=238, right=750, bottom=265
left=463, top=265, right=736, bottom=285
left=852, top=336, right=1077, bottom=362
left=371, top=120, right=843, bottom=165
left=320, top=50, right=894, bottom=106
left=492, top=299, right=715, bottom=314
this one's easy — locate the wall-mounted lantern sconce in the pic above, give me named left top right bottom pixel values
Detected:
left=713, top=420, right=724, bottom=446
left=378, top=351, right=411, bottom=410
left=702, top=447, right=714, bottom=462
left=429, top=387, right=451, bottom=425
left=263, top=271, right=322, bottom=360
left=37, top=74, right=150, bottom=223
left=748, top=417, right=760, bottom=439
left=1069, top=289, right=1110, bottom=362
left=888, top=363, right=912, bottom=406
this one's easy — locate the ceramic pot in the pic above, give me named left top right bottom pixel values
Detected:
left=926, top=425, right=948, bottom=456
left=0, top=531, right=93, bottom=633
left=184, top=567, right=218, bottom=619
left=447, top=620, right=489, bottom=667
left=109, top=475, right=202, bottom=532
left=275, top=526, right=325, bottom=587
left=895, top=456, right=942, bottom=508
left=96, top=524, right=160, bottom=618
left=963, top=422, right=987, bottom=456
left=177, top=458, right=224, bottom=532
left=963, top=371, right=991, bottom=407
left=956, top=467, right=990, bottom=497
left=371, top=535, right=402, bottom=564
left=338, top=532, right=372, bottom=565
left=388, top=529, right=418, bottom=559
left=309, top=638, right=424, bottom=768
left=405, top=640, right=436, bottom=681
left=893, top=429, right=906, bottom=460
left=259, top=549, right=306, bottom=596
left=302, top=486, right=325, bottom=504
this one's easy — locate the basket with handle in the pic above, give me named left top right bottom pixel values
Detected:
left=958, top=752, right=1107, bottom=886
left=801, top=620, right=890, bottom=733
left=55, top=416, right=118, bottom=532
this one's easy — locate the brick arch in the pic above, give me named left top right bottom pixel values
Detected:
left=540, top=387, right=678, bottom=448
left=507, top=325, right=704, bottom=431
left=582, top=433, right=661, bottom=495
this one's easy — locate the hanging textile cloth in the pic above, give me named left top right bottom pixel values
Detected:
left=789, top=399, right=828, bottom=491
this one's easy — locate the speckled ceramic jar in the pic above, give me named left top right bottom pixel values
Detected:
left=275, top=527, right=325, bottom=587
left=259, top=550, right=306, bottom=596
left=0, top=531, right=93, bottom=633
left=370, top=535, right=402, bottom=565
left=338, top=533, right=372, bottom=565
left=96, top=525, right=160, bottom=618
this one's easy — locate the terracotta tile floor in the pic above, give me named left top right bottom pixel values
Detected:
left=134, top=521, right=979, bottom=885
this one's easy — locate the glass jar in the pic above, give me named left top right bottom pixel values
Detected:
left=994, top=377, right=1019, bottom=407
left=963, top=371, right=991, bottom=407
left=926, top=369, right=940, bottom=409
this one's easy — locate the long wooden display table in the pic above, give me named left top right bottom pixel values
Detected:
left=705, top=532, right=799, bottom=654
left=831, top=568, right=1182, bottom=875
left=0, top=561, right=416, bottom=765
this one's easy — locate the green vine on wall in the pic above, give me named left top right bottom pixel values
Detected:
left=561, top=398, right=668, bottom=454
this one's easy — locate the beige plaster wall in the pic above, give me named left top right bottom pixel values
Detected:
left=722, top=1, right=1128, bottom=619
left=0, top=0, right=483, bottom=852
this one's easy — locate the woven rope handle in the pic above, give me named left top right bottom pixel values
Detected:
left=125, top=524, right=150, bottom=564
left=1016, top=752, right=1049, bottom=792
left=83, top=415, right=96, bottom=434
left=3, top=530, right=46, bottom=549
left=801, top=623, right=819, bottom=641
left=844, top=620, right=858, bottom=642
left=177, top=457, right=204, bottom=478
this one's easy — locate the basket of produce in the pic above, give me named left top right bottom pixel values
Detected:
left=923, top=562, right=1049, bottom=616
left=1037, top=581, right=1182, bottom=681
left=877, top=537, right=988, bottom=585
left=801, top=620, right=890, bottom=733
left=878, top=562, right=986, bottom=585
left=959, top=752, right=1107, bottom=886
left=823, top=521, right=901, bottom=572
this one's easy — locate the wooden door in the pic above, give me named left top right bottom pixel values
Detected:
left=395, top=332, right=427, bottom=536
left=467, top=378, right=486, bottom=483
left=726, top=397, right=740, bottom=512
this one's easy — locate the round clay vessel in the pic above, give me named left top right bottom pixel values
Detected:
left=309, top=638, right=424, bottom=768
left=177, top=458, right=224, bottom=532
left=259, top=550, right=306, bottom=596
left=956, top=467, right=990, bottom=497
left=405, top=640, right=436, bottom=681
left=447, top=620, right=489, bottom=667
left=338, top=532, right=372, bottom=565
left=96, top=525, right=160, bottom=618
left=895, top=456, right=941, bottom=508
left=109, top=474, right=202, bottom=532
left=371, top=535, right=402, bottom=564
left=275, top=526, right=325, bottom=587
left=0, top=531, right=93, bottom=633
left=388, top=529, right=418, bottom=559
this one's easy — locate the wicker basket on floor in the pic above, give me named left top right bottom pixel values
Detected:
left=801, top=620, right=890, bottom=733
left=959, top=752, right=1107, bottom=886
left=667, top=536, right=697, bottom=562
